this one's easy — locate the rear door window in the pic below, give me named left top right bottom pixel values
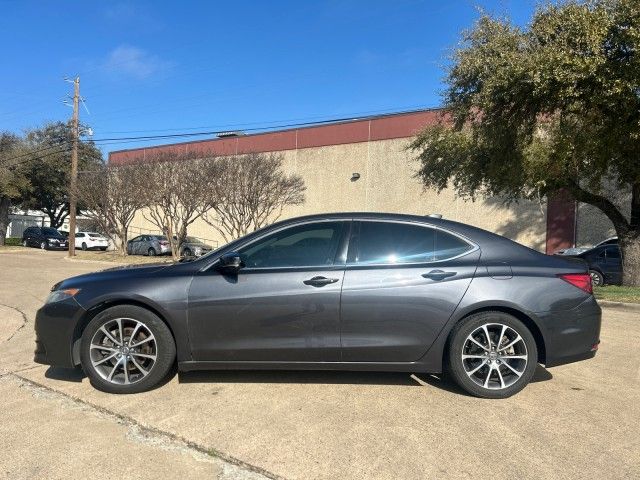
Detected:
left=351, top=221, right=474, bottom=265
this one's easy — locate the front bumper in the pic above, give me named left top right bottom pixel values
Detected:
left=34, top=298, right=86, bottom=368
left=538, top=295, right=602, bottom=368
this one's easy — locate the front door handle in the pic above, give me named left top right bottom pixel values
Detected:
left=303, top=276, right=339, bottom=287
left=422, top=269, right=456, bottom=281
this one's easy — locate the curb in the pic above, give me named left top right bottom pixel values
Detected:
left=62, top=256, right=127, bottom=266
left=597, top=300, right=640, bottom=311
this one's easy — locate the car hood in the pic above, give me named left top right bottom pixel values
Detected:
left=53, top=262, right=176, bottom=290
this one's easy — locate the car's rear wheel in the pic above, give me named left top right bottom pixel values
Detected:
left=22, top=239, right=28, bottom=247
left=80, top=305, right=176, bottom=394
left=446, top=311, right=538, bottom=399
left=148, top=247, right=156, bottom=256
left=589, top=269, right=604, bottom=287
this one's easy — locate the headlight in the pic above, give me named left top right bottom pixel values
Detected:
left=45, top=288, right=80, bottom=304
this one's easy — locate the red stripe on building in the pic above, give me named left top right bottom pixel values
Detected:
left=108, top=109, right=445, bottom=164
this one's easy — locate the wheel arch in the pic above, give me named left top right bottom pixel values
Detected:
left=71, top=299, right=178, bottom=365
left=445, top=306, right=546, bottom=364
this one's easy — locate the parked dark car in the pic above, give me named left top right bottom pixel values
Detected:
left=21, top=226, right=68, bottom=250
left=34, top=213, right=601, bottom=398
left=566, top=245, right=622, bottom=286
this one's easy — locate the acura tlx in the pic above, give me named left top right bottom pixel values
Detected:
left=34, top=213, right=601, bottom=398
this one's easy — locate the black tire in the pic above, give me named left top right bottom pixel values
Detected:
left=22, top=239, right=28, bottom=247
left=100, top=247, right=107, bottom=251
left=446, top=311, right=538, bottom=399
left=80, top=305, right=176, bottom=394
left=589, top=269, right=604, bottom=287
left=148, top=247, right=156, bottom=256
left=40, top=241, right=47, bottom=250
left=183, top=248, right=192, bottom=257
left=81, top=242, right=88, bottom=251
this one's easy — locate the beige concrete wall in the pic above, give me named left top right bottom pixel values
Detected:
left=129, top=138, right=548, bottom=250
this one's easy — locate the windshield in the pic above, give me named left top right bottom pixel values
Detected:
left=42, top=227, right=61, bottom=236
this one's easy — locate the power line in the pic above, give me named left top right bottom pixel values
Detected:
left=2, top=106, right=440, bottom=163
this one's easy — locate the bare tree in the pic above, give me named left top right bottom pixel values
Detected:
left=201, top=153, right=306, bottom=242
left=77, top=163, right=146, bottom=254
left=140, top=151, right=216, bottom=260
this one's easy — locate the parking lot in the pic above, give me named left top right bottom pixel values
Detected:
left=1, top=249, right=639, bottom=480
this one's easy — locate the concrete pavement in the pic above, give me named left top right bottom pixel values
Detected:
left=1, top=250, right=639, bottom=479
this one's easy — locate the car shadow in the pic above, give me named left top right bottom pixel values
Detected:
left=177, top=364, right=553, bottom=396
left=44, top=366, right=86, bottom=382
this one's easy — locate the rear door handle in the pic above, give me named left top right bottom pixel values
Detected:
left=422, top=269, right=456, bottom=281
left=303, top=276, right=339, bottom=287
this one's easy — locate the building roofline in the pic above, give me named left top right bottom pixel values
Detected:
left=108, top=107, right=445, bottom=163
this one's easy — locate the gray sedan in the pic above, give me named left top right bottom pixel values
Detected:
left=179, top=236, right=213, bottom=257
left=36, top=212, right=601, bottom=398
left=126, top=235, right=171, bottom=256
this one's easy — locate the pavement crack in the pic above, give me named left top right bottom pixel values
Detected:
left=0, top=302, right=30, bottom=342
left=8, top=372, right=284, bottom=480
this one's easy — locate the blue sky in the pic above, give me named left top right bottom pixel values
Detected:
left=0, top=0, right=537, bottom=155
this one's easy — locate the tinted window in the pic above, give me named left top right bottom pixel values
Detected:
left=355, top=222, right=435, bottom=264
left=353, top=221, right=473, bottom=265
left=75, top=233, right=84, bottom=238
left=239, top=222, right=344, bottom=268
left=435, top=230, right=474, bottom=260
left=42, top=227, right=60, bottom=236
left=606, top=247, right=620, bottom=259
left=130, top=236, right=142, bottom=242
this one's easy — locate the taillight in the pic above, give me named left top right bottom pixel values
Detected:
left=558, top=273, right=593, bottom=294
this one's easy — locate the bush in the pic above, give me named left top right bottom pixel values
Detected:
left=4, top=238, right=21, bottom=246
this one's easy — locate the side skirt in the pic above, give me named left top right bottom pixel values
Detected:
left=178, top=360, right=439, bottom=373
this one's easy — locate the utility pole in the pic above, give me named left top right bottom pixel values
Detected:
left=68, top=76, right=80, bottom=257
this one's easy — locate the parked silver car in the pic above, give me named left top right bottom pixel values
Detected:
left=126, top=235, right=171, bottom=256
left=178, top=236, right=213, bottom=257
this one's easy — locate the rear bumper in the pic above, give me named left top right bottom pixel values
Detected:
left=538, top=296, right=601, bottom=368
left=34, top=298, right=86, bottom=368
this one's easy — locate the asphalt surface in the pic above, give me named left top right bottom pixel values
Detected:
left=1, top=249, right=638, bottom=480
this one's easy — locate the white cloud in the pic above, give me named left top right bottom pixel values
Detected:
left=102, top=45, right=171, bottom=80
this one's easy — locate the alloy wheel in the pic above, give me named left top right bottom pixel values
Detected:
left=461, top=323, right=528, bottom=390
left=589, top=270, right=603, bottom=287
left=89, top=318, right=157, bottom=385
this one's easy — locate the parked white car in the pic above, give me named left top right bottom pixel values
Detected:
left=75, top=232, right=109, bottom=251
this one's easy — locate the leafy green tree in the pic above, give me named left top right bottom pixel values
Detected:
left=19, top=121, right=103, bottom=229
left=0, top=133, right=28, bottom=245
left=411, top=0, right=640, bottom=286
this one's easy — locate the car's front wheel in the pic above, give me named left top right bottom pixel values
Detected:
left=80, top=305, right=176, bottom=394
left=81, top=242, right=88, bottom=251
left=148, top=247, right=156, bottom=256
left=446, top=311, right=538, bottom=399
left=40, top=241, right=47, bottom=250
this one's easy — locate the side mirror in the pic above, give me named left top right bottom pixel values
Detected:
left=218, top=252, right=244, bottom=272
